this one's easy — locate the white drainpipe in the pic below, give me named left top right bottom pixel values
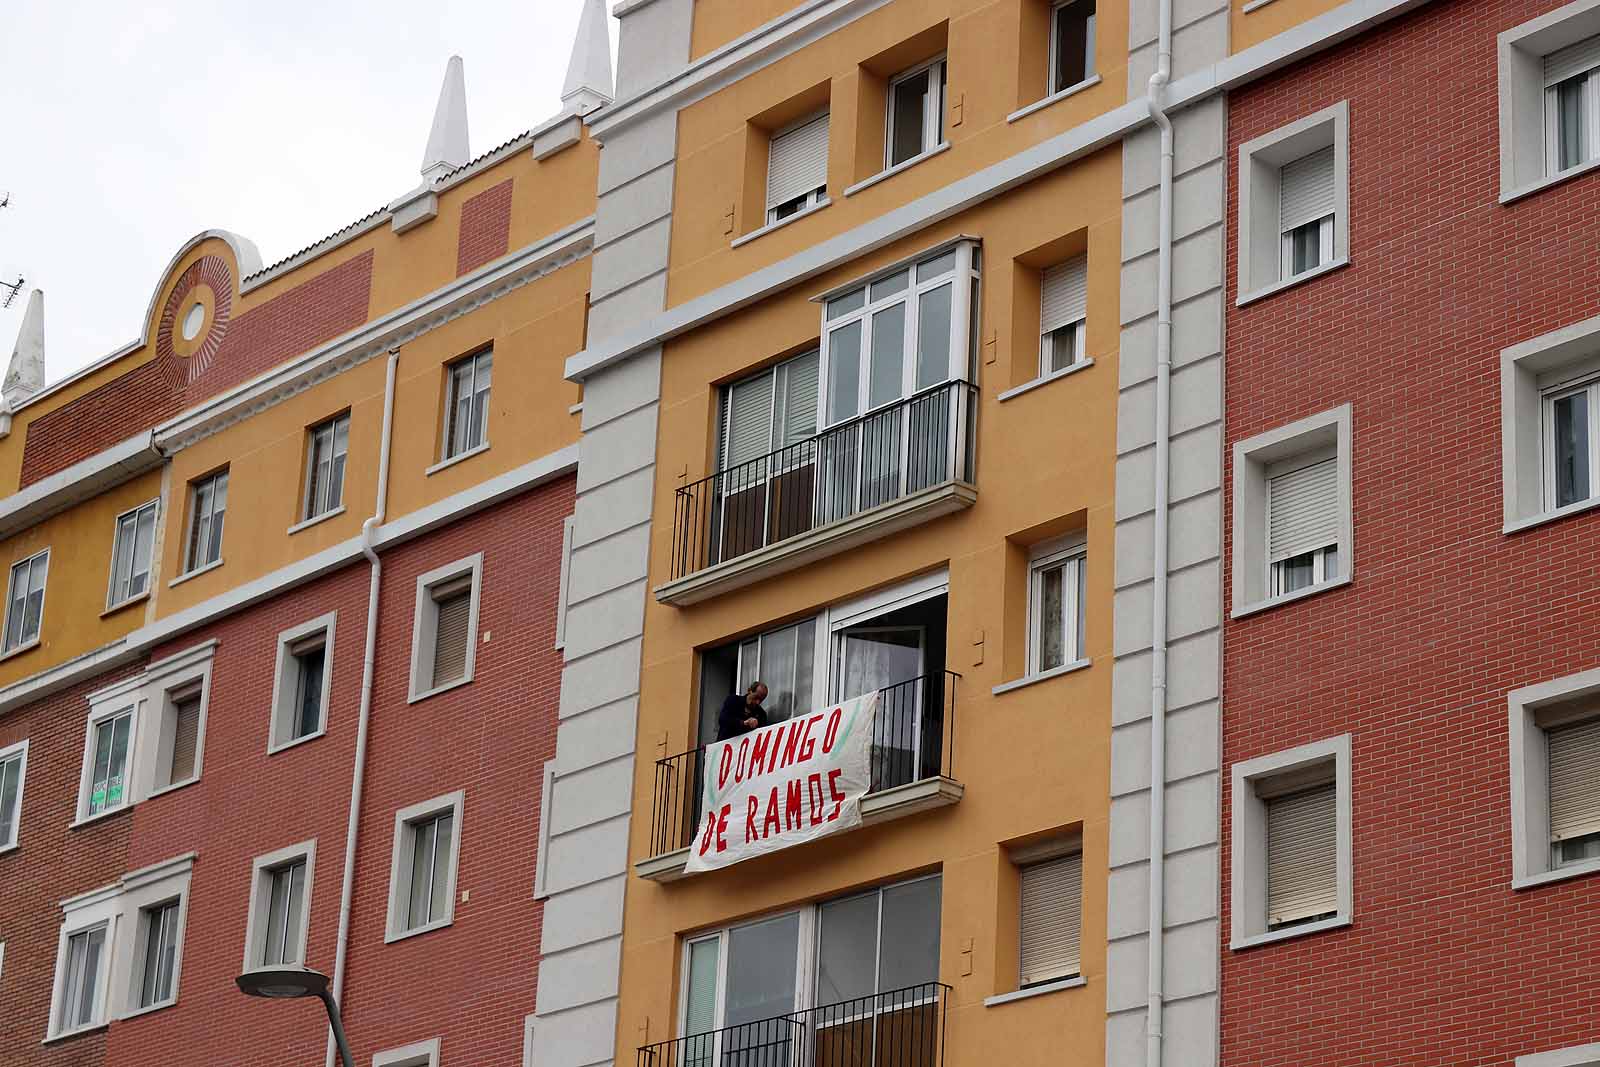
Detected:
left=326, top=348, right=400, bottom=1067
left=1144, top=0, right=1174, bottom=1065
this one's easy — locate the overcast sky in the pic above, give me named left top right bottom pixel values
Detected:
left=0, top=1, right=616, bottom=385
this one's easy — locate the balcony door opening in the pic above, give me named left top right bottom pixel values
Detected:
left=829, top=595, right=947, bottom=792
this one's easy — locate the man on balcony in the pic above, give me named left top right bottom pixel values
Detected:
left=716, top=682, right=769, bottom=741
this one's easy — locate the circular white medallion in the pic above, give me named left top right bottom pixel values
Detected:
left=180, top=301, right=206, bottom=342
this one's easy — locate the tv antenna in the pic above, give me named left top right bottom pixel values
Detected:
left=0, top=277, right=22, bottom=310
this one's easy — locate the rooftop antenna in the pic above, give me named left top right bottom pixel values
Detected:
left=0, top=278, right=22, bottom=310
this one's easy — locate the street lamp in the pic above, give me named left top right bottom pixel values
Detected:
left=235, top=966, right=355, bottom=1067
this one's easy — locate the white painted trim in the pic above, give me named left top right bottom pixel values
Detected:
left=0, top=738, right=29, bottom=850
left=406, top=554, right=484, bottom=704
left=1234, top=257, right=1349, bottom=306
left=982, top=975, right=1086, bottom=1006
left=1507, top=664, right=1600, bottom=886
left=424, top=441, right=490, bottom=477
left=1241, top=0, right=1280, bottom=13
left=522, top=1014, right=537, bottom=1067
left=1501, top=154, right=1600, bottom=204
left=731, top=198, right=832, bottom=249
left=534, top=761, right=557, bottom=900
left=1229, top=913, right=1351, bottom=950
left=992, top=657, right=1093, bottom=696
left=372, top=1037, right=441, bottom=1067
left=1236, top=101, right=1350, bottom=300
left=554, top=517, right=574, bottom=652
left=168, top=558, right=224, bottom=589
left=1501, top=311, right=1600, bottom=527
left=384, top=790, right=465, bottom=943
left=0, top=433, right=160, bottom=543
left=1229, top=574, right=1351, bottom=619
left=242, top=839, right=317, bottom=972
left=286, top=506, right=347, bottom=536
left=841, top=142, right=950, bottom=199
left=1498, top=0, right=1600, bottom=200
left=1516, top=1041, right=1600, bottom=1067
left=1005, top=76, right=1102, bottom=124
left=267, top=612, right=338, bottom=753
left=995, top=358, right=1096, bottom=403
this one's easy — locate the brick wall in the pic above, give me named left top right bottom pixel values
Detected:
left=1221, top=2, right=1600, bottom=1065
left=457, top=179, right=515, bottom=277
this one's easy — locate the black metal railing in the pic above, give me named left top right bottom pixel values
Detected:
left=671, top=381, right=978, bottom=582
left=648, top=671, right=958, bottom=860
left=638, top=981, right=951, bottom=1067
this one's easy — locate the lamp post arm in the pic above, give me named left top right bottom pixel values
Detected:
left=317, top=990, right=356, bottom=1067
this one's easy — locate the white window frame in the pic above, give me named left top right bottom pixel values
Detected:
left=766, top=110, right=830, bottom=225
left=1230, top=404, right=1353, bottom=617
left=117, top=854, right=194, bottom=1019
left=3, top=547, right=50, bottom=656
left=373, top=1037, right=442, bottom=1067
left=302, top=412, right=351, bottom=522
left=1047, top=0, right=1096, bottom=96
left=1277, top=212, right=1334, bottom=282
left=183, top=468, right=229, bottom=575
left=106, top=499, right=159, bottom=610
left=1544, top=66, right=1600, bottom=176
left=0, top=738, right=27, bottom=852
left=1540, top=375, right=1600, bottom=511
left=269, top=612, right=337, bottom=753
left=885, top=55, right=947, bottom=169
left=1026, top=536, right=1087, bottom=678
left=242, top=839, right=317, bottom=972
left=1236, top=101, right=1350, bottom=305
left=76, top=682, right=140, bottom=825
left=1499, top=0, right=1600, bottom=201
left=1228, top=734, right=1352, bottom=950
left=1501, top=314, right=1600, bottom=529
left=138, top=641, right=215, bottom=798
left=1507, top=664, right=1600, bottom=888
left=441, top=348, right=493, bottom=462
left=407, top=553, right=484, bottom=703
left=48, top=885, right=120, bottom=1040
left=385, top=790, right=465, bottom=943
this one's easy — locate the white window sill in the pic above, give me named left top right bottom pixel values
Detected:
left=1006, top=76, right=1102, bottom=124
left=1504, top=493, right=1600, bottom=534
left=145, top=775, right=200, bottom=801
left=288, top=506, right=347, bottom=535
left=1230, top=913, right=1351, bottom=950
left=101, top=592, right=150, bottom=619
left=119, top=998, right=178, bottom=1022
left=425, top=442, right=490, bottom=477
left=993, top=658, right=1093, bottom=696
left=0, top=840, right=17, bottom=856
left=1240, top=0, right=1279, bottom=13
left=996, top=359, right=1096, bottom=403
left=982, top=975, right=1085, bottom=1007
left=407, top=673, right=474, bottom=705
left=1500, top=156, right=1600, bottom=206
left=1513, top=857, right=1600, bottom=891
left=0, top=638, right=41, bottom=663
left=43, top=1022, right=109, bottom=1045
left=732, top=198, right=832, bottom=249
left=843, top=142, right=951, bottom=198
left=169, top=558, right=224, bottom=588
left=268, top=728, right=327, bottom=756
left=1236, top=258, right=1350, bottom=307
left=384, top=916, right=454, bottom=945
left=1231, top=573, right=1351, bottom=620
left=71, top=803, right=132, bottom=830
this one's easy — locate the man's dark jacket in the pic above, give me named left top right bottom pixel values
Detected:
left=716, top=693, right=768, bottom=741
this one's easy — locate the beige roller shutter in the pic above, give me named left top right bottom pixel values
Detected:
left=431, top=582, right=473, bottom=688
left=1019, top=851, right=1082, bottom=986
left=169, top=688, right=202, bottom=783
left=1266, top=782, right=1338, bottom=927
left=1546, top=36, right=1600, bottom=85
left=1267, top=456, right=1338, bottom=563
left=766, top=114, right=829, bottom=210
left=1549, top=717, right=1600, bottom=843
left=1040, top=255, right=1089, bottom=336
left=1279, top=145, right=1336, bottom=232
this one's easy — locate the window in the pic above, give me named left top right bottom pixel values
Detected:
left=373, top=1038, right=442, bottom=1067
left=244, top=841, right=315, bottom=970
left=0, top=740, right=25, bottom=850
left=1543, top=375, right=1600, bottom=509
left=302, top=413, right=350, bottom=520
left=56, top=924, right=109, bottom=1034
left=766, top=113, right=829, bottom=223
left=699, top=618, right=817, bottom=744
left=1016, top=842, right=1082, bottom=987
left=3, top=548, right=48, bottom=654
left=714, top=350, right=820, bottom=560
left=386, top=791, right=464, bottom=941
left=134, top=900, right=181, bottom=1010
left=1508, top=666, right=1600, bottom=887
left=1231, top=405, right=1352, bottom=615
left=443, top=349, right=492, bottom=460
left=1049, top=0, right=1095, bottom=94
left=184, top=468, right=228, bottom=573
left=83, top=707, right=134, bottom=819
left=1229, top=734, right=1351, bottom=948
left=107, top=500, right=158, bottom=608
left=1499, top=314, right=1600, bottom=527
left=408, top=555, right=482, bottom=701
left=1039, top=255, right=1087, bottom=376
left=720, top=351, right=820, bottom=472
left=151, top=683, right=202, bottom=792
left=1236, top=102, right=1348, bottom=302
left=270, top=613, right=335, bottom=751
left=1499, top=5, right=1600, bottom=198
left=886, top=56, right=946, bottom=168
left=680, top=876, right=941, bottom=1050
left=1028, top=537, right=1086, bottom=675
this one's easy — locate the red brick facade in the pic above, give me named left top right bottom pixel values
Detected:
left=0, top=476, right=569, bottom=1066
left=1221, top=2, right=1600, bottom=1065
left=457, top=180, right=514, bottom=277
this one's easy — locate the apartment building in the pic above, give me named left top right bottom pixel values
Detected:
left=1219, top=2, right=1600, bottom=1067
left=0, top=6, right=608, bottom=1064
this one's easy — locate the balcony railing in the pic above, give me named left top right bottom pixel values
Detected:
left=637, top=981, right=951, bottom=1067
left=670, top=381, right=978, bottom=583
left=648, top=671, right=958, bottom=861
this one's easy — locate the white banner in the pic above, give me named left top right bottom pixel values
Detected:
left=684, top=691, right=878, bottom=874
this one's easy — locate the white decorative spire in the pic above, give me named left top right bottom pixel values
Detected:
left=561, top=0, right=614, bottom=114
left=421, top=55, right=470, bottom=182
left=4, top=288, right=45, bottom=408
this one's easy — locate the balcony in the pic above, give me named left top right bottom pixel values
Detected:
left=658, top=381, right=978, bottom=606
left=637, top=672, right=961, bottom=883
left=637, top=981, right=951, bottom=1067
